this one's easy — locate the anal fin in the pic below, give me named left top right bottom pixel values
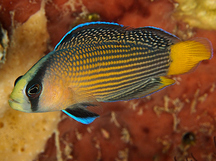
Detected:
left=103, top=76, right=175, bottom=102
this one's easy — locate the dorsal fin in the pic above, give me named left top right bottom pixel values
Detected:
left=140, top=26, right=180, bottom=43
left=54, top=21, right=124, bottom=51
left=54, top=22, right=180, bottom=52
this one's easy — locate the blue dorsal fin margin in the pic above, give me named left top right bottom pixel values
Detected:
left=54, top=21, right=123, bottom=50
left=141, top=26, right=180, bottom=39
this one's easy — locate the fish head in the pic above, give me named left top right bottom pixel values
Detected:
left=9, top=74, right=40, bottom=113
left=9, top=52, right=74, bottom=113
left=9, top=58, right=47, bottom=113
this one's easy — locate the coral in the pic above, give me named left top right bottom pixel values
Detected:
left=0, top=0, right=215, bottom=161
left=0, top=3, right=61, bottom=161
left=0, top=23, right=9, bottom=64
left=174, top=0, right=216, bottom=30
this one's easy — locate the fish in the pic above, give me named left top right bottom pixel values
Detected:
left=9, top=21, right=212, bottom=124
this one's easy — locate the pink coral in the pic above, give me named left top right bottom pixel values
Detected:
left=0, top=0, right=216, bottom=160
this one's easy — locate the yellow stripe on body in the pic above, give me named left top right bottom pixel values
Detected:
left=72, top=52, right=167, bottom=83
left=51, top=43, right=170, bottom=101
left=78, top=55, right=167, bottom=82
left=69, top=45, right=170, bottom=96
left=79, top=60, right=168, bottom=96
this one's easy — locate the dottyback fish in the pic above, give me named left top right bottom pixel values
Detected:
left=9, top=22, right=212, bottom=124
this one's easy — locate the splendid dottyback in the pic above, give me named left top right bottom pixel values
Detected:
left=9, top=22, right=212, bottom=124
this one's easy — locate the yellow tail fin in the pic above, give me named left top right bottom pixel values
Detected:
left=167, top=38, right=212, bottom=75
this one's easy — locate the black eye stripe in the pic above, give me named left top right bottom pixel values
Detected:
left=25, top=55, right=50, bottom=112
left=26, top=81, right=43, bottom=112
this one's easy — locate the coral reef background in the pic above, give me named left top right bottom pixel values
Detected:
left=0, top=0, right=216, bottom=161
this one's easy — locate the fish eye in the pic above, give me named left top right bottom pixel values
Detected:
left=27, top=83, right=42, bottom=98
left=14, top=75, right=23, bottom=86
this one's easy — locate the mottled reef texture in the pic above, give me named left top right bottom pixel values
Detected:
left=0, top=0, right=216, bottom=161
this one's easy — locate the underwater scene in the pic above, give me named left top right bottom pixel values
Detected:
left=0, top=0, right=216, bottom=161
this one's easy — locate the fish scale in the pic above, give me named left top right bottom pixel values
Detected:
left=47, top=39, right=170, bottom=101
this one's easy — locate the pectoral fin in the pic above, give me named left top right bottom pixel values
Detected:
left=62, top=103, right=99, bottom=124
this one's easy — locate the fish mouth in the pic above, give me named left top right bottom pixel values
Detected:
left=8, top=98, right=22, bottom=110
left=8, top=97, right=26, bottom=112
left=8, top=96, right=31, bottom=112
left=9, top=98, right=20, bottom=104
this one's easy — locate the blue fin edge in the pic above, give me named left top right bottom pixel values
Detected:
left=62, top=110, right=98, bottom=124
left=142, top=26, right=179, bottom=39
left=54, top=21, right=123, bottom=50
